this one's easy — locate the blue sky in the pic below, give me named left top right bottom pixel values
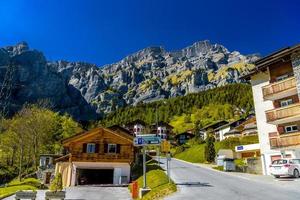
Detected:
left=0, top=0, right=299, bottom=66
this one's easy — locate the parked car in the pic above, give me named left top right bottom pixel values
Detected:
left=269, top=158, right=300, bottom=178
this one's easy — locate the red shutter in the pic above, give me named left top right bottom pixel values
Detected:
left=82, top=143, right=87, bottom=153
left=277, top=126, right=284, bottom=134
left=273, top=101, right=280, bottom=108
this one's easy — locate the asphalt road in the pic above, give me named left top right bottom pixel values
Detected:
left=159, top=158, right=300, bottom=200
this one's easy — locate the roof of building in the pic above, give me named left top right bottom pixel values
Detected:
left=241, top=44, right=300, bottom=79
left=224, top=128, right=241, bottom=136
left=107, top=125, right=132, bottom=135
left=62, top=127, right=134, bottom=145
left=214, top=118, right=245, bottom=131
left=200, top=120, right=228, bottom=131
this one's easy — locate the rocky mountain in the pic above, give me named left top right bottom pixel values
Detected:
left=0, top=41, right=259, bottom=120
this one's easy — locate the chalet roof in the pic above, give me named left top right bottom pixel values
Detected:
left=200, top=120, right=228, bottom=131
left=224, top=128, right=241, bottom=136
left=241, top=43, right=300, bottom=79
left=62, top=127, right=134, bottom=145
left=107, top=125, right=132, bottom=135
left=214, top=119, right=244, bottom=131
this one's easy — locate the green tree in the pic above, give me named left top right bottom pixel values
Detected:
left=205, top=134, right=216, bottom=163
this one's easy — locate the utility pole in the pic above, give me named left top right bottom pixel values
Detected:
left=156, top=103, right=160, bottom=166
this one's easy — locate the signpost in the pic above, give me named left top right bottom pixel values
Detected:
left=133, top=134, right=162, bottom=198
left=166, top=153, right=171, bottom=183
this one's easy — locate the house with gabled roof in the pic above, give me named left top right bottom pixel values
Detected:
left=55, top=127, right=135, bottom=187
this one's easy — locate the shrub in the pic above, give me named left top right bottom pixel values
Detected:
left=50, top=173, right=63, bottom=192
left=205, top=135, right=215, bottom=163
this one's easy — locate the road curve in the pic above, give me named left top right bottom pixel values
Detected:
left=159, top=158, right=300, bottom=200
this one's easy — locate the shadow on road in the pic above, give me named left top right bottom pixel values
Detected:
left=176, top=182, right=213, bottom=187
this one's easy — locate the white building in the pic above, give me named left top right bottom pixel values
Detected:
left=244, top=44, right=300, bottom=175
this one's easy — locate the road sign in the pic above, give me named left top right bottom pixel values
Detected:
left=133, top=134, right=161, bottom=146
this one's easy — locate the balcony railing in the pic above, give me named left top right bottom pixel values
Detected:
left=270, top=132, right=300, bottom=149
left=70, top=153, right=133, bottom=162
left=262, top=77, right=297, bottom=100
left=265, top=103, right=300, bottom=124
left=55, top=153, right=133, bottom=163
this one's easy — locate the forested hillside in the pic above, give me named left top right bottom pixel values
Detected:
left=101, top=83, right=253, bottom=133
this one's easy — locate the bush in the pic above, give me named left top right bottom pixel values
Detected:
left=0, top=166, right=18, bottom=184
left=50, top=173, right=63, bottom=192
left=8, top=178, right=42, bottom=189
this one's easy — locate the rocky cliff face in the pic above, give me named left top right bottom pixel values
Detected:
left=0, top=41, right=259, bottom=120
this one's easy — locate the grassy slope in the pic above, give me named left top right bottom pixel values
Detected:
left=174, top=135, right=259, bottom=163
left=175, top=144, right=206, bottom=163
left=0, top=178, right=41, bottom=199
left=130, top=160, right=177, bottom=200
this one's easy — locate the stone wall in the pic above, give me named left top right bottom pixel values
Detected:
left=246, top=157, right=262, bottom=174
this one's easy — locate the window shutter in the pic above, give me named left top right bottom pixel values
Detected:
left=274, top=101, right=280, bottom=108
left=104, top=143, right=108, bottom=153
left=95, top=144, right=100, bottom=153
left=116, top=144, right=121, bottom=154
left=278, top=126, right=284, bottom=134
left=82, top=143, right=87, bottom=153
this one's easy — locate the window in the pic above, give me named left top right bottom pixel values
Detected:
left=290, top=159, right=300, bottom=164
left=276, top=74, right=289, bottom=81
left=272, top=159, right=287, bottom=164
left=280, top=99, right=293, bottom=107
left=108, top=144, right=117, bottom=153
left=285, top=125, right=298, bottom=133
left=86, top=143, right=96, bottom=153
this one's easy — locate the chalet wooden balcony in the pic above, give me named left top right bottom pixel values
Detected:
left=262, top=77, right=297, bottom=101
left=269, top=132, right=300, bottom=149
left=265, top=103, right=300, bottom=125
left=56, top=153, right=133, bottom=163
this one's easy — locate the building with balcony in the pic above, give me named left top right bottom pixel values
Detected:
left=244, top=44, right=300, bottom=175
left=55, top=127, right=135, bottom=187
left=124, top=119, right=147, bottom=136
left=150, top=121, right=173, bottom=140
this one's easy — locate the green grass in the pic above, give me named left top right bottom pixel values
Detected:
left=0, top=178, right=41, bottom=199
left=130, top=160, right=177, bottom=200
left=212, top=166, right=224, bottom=171
left=174, top=135, right=259, bottom=164
left=174, top=143, right=206, bottom=163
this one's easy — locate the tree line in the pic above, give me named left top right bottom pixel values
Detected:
left=100, top=83, right=254, bottom=130
left=0, top=105, right=82, bottom=183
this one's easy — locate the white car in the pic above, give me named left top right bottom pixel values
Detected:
left=269, top=158, right=300, bottom=178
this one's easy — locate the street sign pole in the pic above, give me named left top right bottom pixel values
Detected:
left=166, top=153, right=171, bottom=183
left=157, top=146, right=160, bottom=166
left=143, top=146, right=147, bottom=188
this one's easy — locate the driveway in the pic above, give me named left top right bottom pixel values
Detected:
left=159, top=158, right=300, bottom=200
left=4, top=186, right=131, bottom=200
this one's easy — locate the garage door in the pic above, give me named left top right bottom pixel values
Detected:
left=77, top=169, right=114, bottom=185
